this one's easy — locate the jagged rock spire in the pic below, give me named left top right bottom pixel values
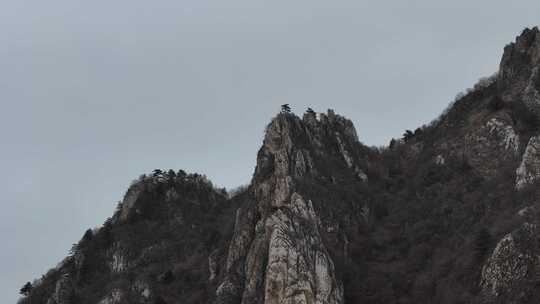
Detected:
left=217, top=109, right=369, bottom=304
left=255, top=110, right=364, bottom=180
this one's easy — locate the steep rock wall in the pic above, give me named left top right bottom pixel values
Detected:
left=216, top=111, right=366, bottom=304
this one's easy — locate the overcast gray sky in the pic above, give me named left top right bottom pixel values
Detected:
left=1, top=1, right=539, bottom=302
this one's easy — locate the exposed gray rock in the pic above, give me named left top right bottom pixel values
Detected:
left=523, top=67, right=540, bottom=115
left=480, top=223, right=540, bottom=303
left=327, top=109, right=359, bottom=142
left=516, top=135, right=540, bottom=189
left=302, top=111, right=318, bottom=127
left=335, top=132, right=367, bottom=181
left=485, top=118, right=520, bottom=153
left=216, top=113, right=346, bottom=304
left=264, top=193, right=343, bottom=304
left=119, top=184, right=143, bottom=221
left=98, top=289, right=123, bottom=304
left=108, top=243, right=128, bottom=273
left=435, top=154, right=446, bottom=165
left=132, top=280, right=151, bottom=301
left=464, top=116, right=520, bottom=177
left=499, top=27, right=540, bottom=114
left=216, top=279, right=241, bottom=303
left=216, top=204, right=258, bottom=303
left=518, top=206, right=536, bottom=217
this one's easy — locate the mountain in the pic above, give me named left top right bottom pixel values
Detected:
left=18, top=27, right=540, bottom=304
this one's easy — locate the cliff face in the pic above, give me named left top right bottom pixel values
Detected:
left=516, top=135, right=540, bottom=188
left=19, top=27, right=540, bottom=304
left=216, top=111, right=365, bottom=304
left=499, top=27, right=540, bottom=115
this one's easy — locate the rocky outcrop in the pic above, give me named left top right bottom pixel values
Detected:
left=217, top=112, right=351, bottom=304
left=485, top=118, right=520, bottom=153
left=464, top=116, right=520, bottom=177
left=335, top=132, right=367, bottom=181
left=98, top=289, right=123, bottom=304
left=132, top=280, right=151, bottom=301
left=216, top=203, right=258, bottom=304
left=118, top=183, right=144, bottom=222
left=480, top=223, right=540, bottom=303
left=264, top=193, right=343, bottom=304
left=435, top=154, right=445, bottom=165
left=499, top=27, right=540, bottom=114
left=516, top=135, right=540, bottom=189
left=108, top=243, right=128, bottom=273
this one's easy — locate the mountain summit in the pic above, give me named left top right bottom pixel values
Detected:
left=19, top=27, right=540, bottom=304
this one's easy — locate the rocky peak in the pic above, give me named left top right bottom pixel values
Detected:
left=258, top=109, right=359, bottom=160
left=216, top=110, right=354, bottom=304
left=320, top=109, right=359, bottom=142
left=499, top=27, right=540, bottom=86
left=252, top=113, right=311, bottom=210
left=115, top=169, right=224, bottom=223
left=252, top=108, right=369, bottom=202
left=498, top=27, right=540, bottom=111
left=253, top=110, right=366, bottom=209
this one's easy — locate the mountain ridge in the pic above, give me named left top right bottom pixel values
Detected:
left=18, top=26, right=540, bottom=304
